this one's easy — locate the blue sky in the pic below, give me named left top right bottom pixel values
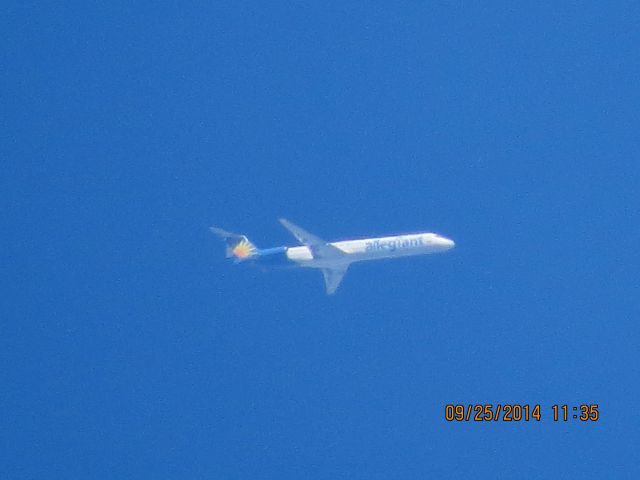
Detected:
left=3, top=2, right=640, bottom=478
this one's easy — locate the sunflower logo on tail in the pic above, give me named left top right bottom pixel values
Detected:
left=232, top=239, right=257, bottom=259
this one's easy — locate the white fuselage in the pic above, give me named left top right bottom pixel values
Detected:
left=285, top=232, right=454, bottom=268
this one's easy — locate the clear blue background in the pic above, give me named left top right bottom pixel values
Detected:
left=3, top=2, right=639, bottom=478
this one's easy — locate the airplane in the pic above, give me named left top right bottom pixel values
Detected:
left=211, top=218, right=455, bottom=295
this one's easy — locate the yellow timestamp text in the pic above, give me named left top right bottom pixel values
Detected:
left=444, top=404, right=600, bottom=422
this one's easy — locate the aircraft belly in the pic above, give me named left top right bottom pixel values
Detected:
left=357, top=245, right=440, bottom=261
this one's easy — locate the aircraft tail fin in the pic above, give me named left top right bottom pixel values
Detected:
left=210, top=227, right=258, bottom=262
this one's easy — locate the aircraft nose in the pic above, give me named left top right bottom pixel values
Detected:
left=440, top=236, right=455, bottom=249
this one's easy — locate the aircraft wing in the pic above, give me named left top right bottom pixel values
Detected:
left=279, top=218, right=345, bottom=259
left=279, top=218, right=349, bottom=294
left=321, top=267, right=348, bottom=295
